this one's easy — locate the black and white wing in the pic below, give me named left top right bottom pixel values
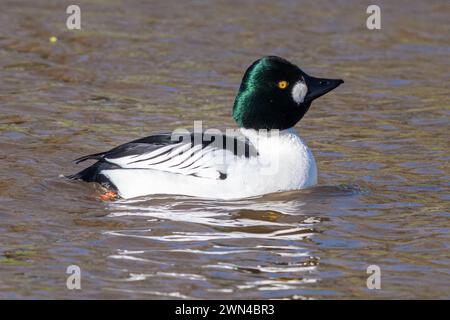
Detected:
left=70, top=132, right=258, bottom=183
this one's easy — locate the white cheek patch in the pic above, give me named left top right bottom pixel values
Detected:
left=291, top=81, right=308, bottom=104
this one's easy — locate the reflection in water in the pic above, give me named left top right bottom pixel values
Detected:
left=95, top=185, right=363, bottom=298
left=99, top=187, right=357, bottom=298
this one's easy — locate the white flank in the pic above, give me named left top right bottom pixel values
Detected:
left=101, top=128, right=317, bottom=199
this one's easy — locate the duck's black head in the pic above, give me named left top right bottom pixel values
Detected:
left=232, top=56, right=344, bottom=130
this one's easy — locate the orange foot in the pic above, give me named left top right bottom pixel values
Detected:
left=99, top=191, right=118, bottom=201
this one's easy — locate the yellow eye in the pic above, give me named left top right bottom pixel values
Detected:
left=278, top=80, right=288, bottom=89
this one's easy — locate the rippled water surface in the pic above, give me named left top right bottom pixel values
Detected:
left=1, top=0, right=449, bottom=299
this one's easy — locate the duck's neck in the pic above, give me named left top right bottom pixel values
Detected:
left=240, top=127, right=300, bottom=141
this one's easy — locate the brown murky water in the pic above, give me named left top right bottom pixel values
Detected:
left=1, top=0, right=449, bottom=299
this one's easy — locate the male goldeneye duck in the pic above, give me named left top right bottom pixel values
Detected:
left=70, top=56, right=343, bottom=200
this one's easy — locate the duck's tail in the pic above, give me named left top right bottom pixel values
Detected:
left=67, top=161, right=118, bottom=191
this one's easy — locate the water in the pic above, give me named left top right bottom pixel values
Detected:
left=1, top=0, right=449, bottom=299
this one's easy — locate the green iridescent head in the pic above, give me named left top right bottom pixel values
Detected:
left=232, top=56, right=343, bottom=130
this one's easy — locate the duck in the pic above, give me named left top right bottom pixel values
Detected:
left=69, top=56, right=343, bottom=200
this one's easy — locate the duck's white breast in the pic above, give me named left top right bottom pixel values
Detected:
left=236, top=128, right=317, bottom=194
